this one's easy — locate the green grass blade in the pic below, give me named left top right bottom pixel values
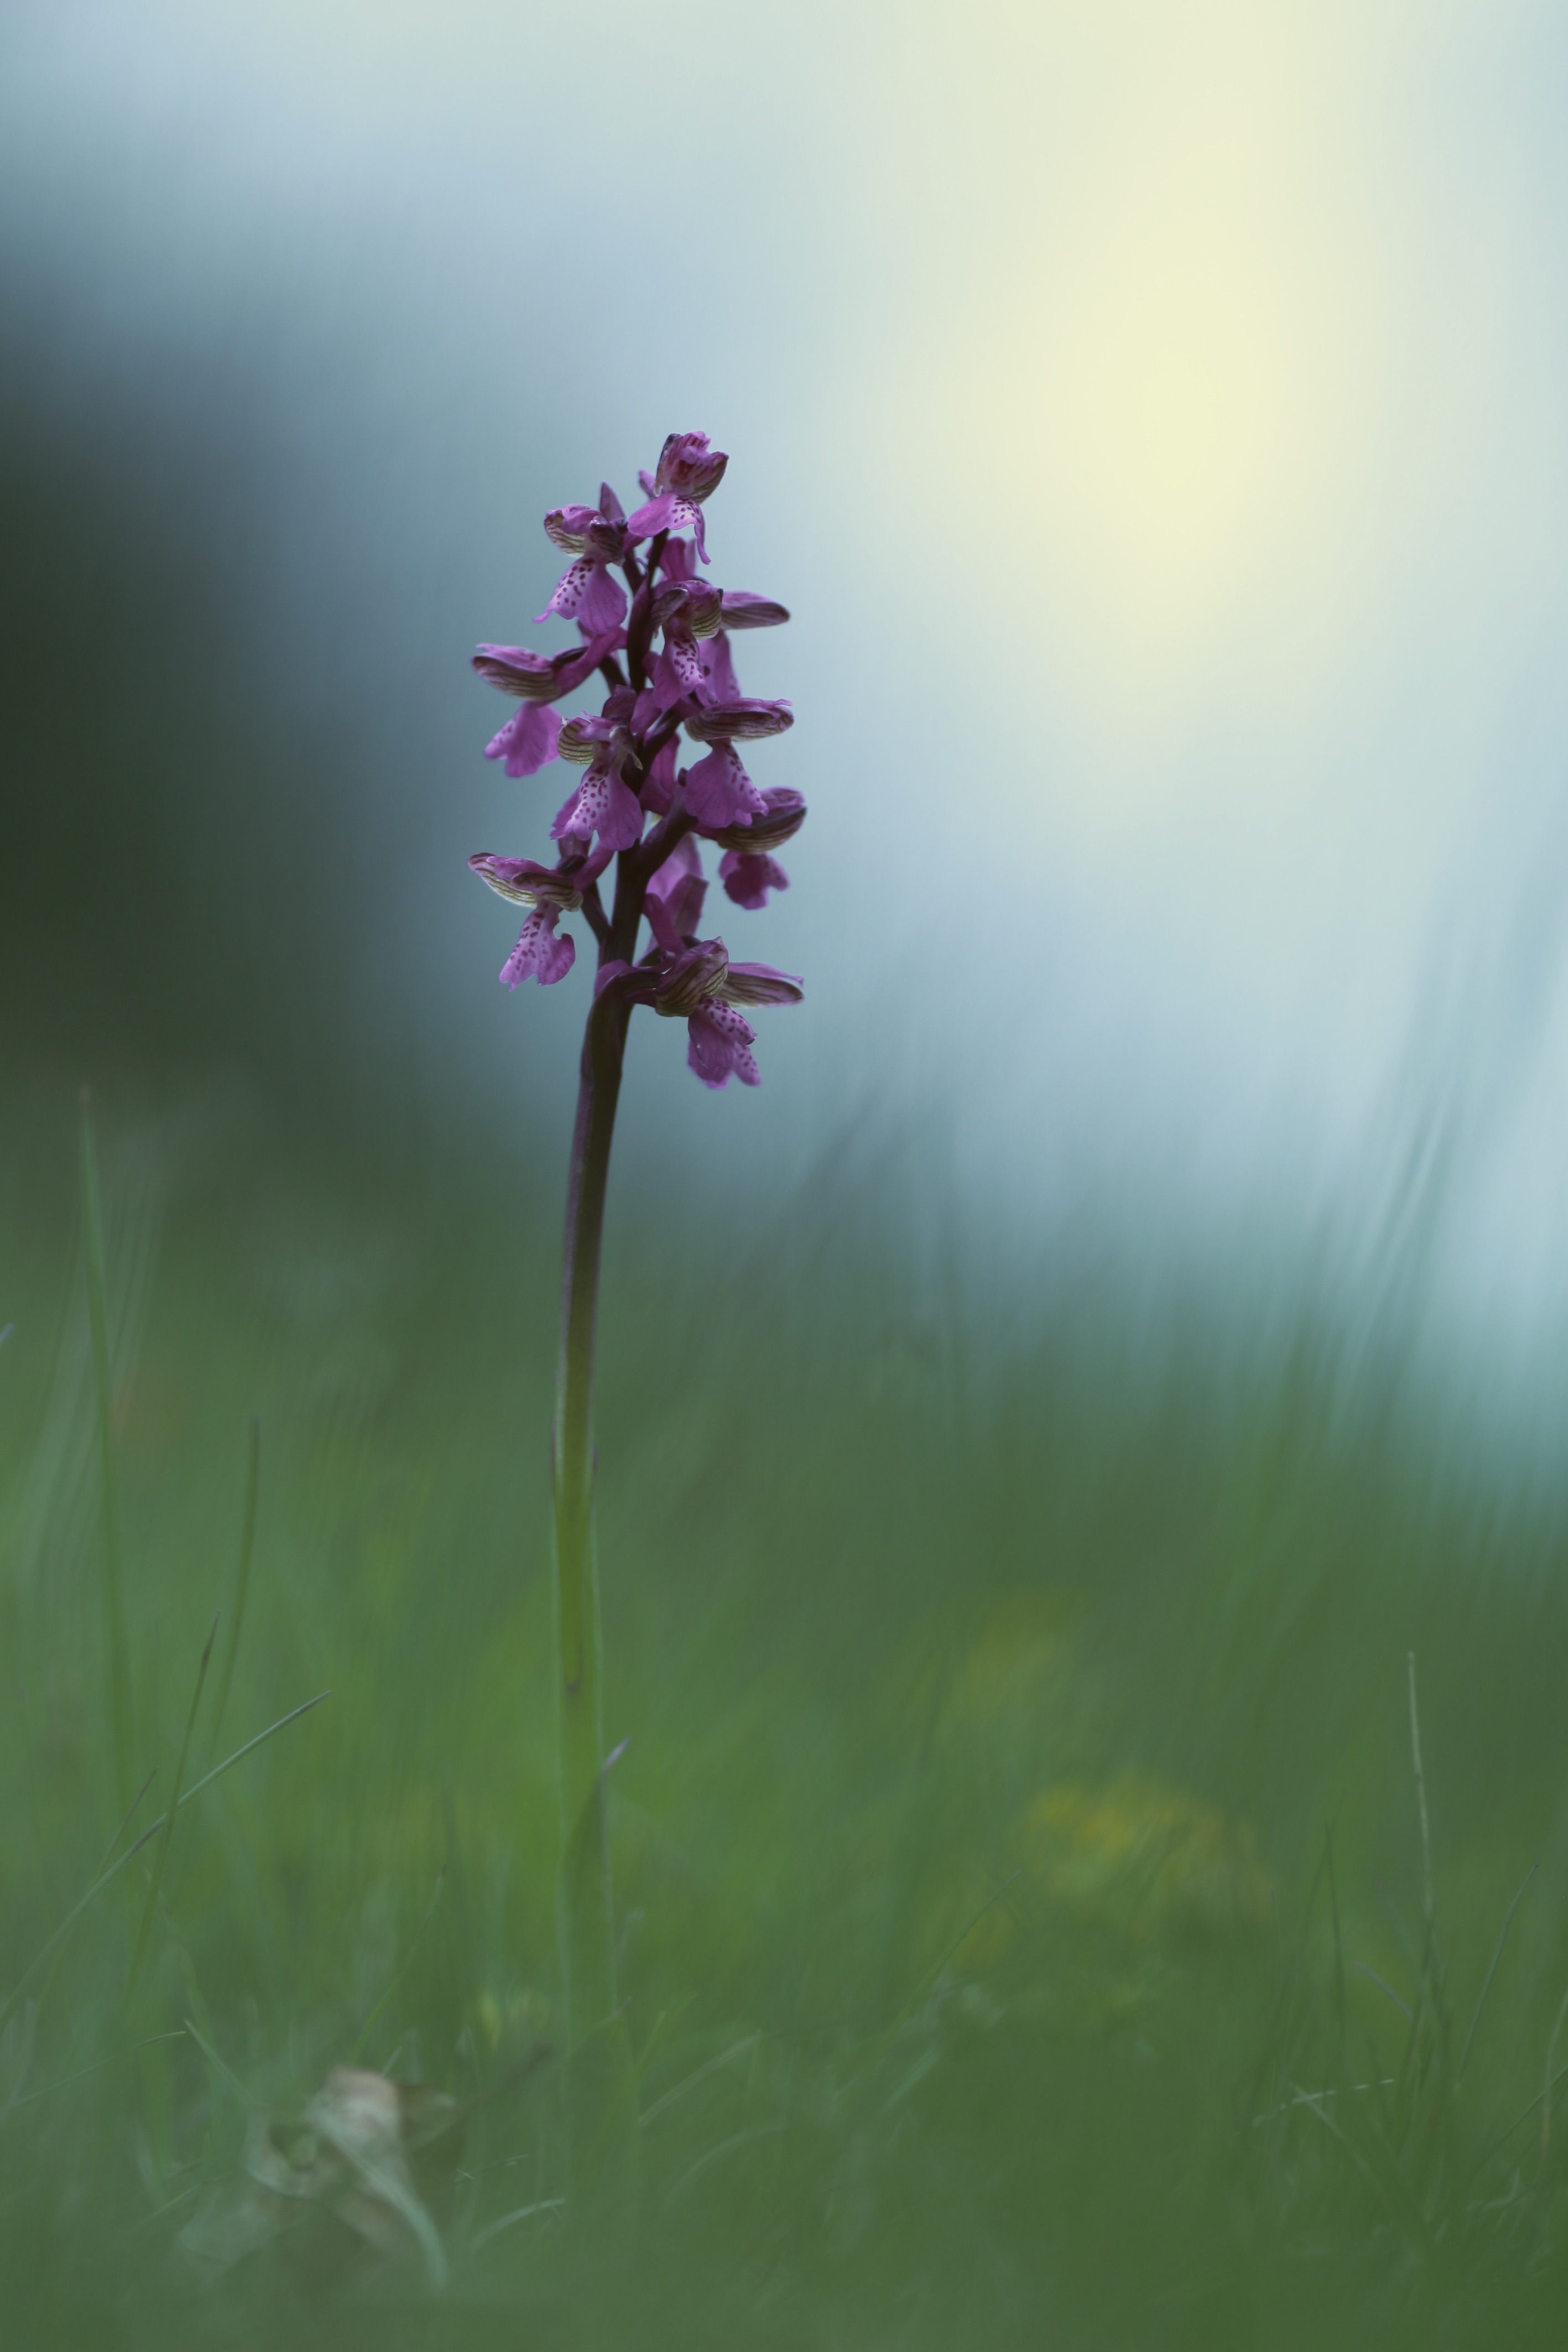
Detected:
left=1457, top=1862, right=1536, bottom=2091
left=206, top=1418, right=259, bottom=1767
left=175, top=1688, right=331, bottom=1809
left=0, top=1690, right=331, bottom=2042
left=79, top=1087, right=133, bottom=1813
left=348, top=1868, right=445, bottom=2064
left=126, top=1613, right=219, bottom=1999
left=95, top=1770, right=156, bottom=1879
left=0, top=2034, right=185, bottom=2122
left=182, top=2017, right=262, bottom=2111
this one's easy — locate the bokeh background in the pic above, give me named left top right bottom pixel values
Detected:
left=11, top=4, right=1568, bottom=2344
left=11, top=0, right=1568, bottom=1342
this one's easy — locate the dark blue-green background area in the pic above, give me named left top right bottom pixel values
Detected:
left=10, top=212, right=1568, bottom=2352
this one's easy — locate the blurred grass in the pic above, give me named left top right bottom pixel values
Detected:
left=6, top=1079, right=1568, bottom=2345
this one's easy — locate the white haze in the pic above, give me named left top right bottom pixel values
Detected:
left=7, top=0, right=1568, bottom=1385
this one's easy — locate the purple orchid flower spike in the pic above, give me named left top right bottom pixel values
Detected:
left=461, top=435, right=805, bottom=2132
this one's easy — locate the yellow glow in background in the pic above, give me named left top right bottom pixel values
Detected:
left=7, top=0, right=1568, bottom=1326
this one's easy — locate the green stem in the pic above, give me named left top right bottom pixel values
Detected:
left=553, top=987, right=630, bottom=2074
left=79, top=1089, right=133, bottom=1815
left=207, top=1419, right=260, bottom=1766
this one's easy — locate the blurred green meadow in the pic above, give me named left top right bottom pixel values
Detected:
left=6, top=1077, right=1568, bottom=2349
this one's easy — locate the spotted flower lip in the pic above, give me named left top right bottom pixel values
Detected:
left=720, top=848, right=789, bottom=909
left=684, top=699, right=794, bottom=746
left=685, top=999, right=760, bottom=1088
left=550, top=739, right=644, bottom=854
left=685, top=742, right=768, bottom=832
left=501, top=904, right=575, bottom=988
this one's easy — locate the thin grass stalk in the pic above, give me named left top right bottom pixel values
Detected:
left=207, top=1418, right=260, bottom=1765
left=79, top=1088, right=132, bottom=1813
left=1408, top=1651, right=1434, bottom=1933
left=126, top=1612, right=218, bottom=1998
left=0, top=1689, right=331, bottom=2044
left=1539, top=1981, right=1568, bottom=2178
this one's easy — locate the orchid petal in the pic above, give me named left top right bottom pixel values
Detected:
left=721, top=961, right=804, bottom=1008
left=543, top=504, right=602, bottom=554
left=647, top=835, right=707, bottom=944
left=484, top=704, right=561, bottom=776
left=641, top=736, right=678, bottom=813
left=473, top=628, right=622, bottom=704
left=576, top=561, right=629, bottom=635
left=701, top=632, right=742, bottom=704
left=719, top=591, right=790, bottom=630
left=652, top=433, right=728, bottom=504
left=627, top=492, right=679, bottom=541
left=468, top=853, right=582, bottom=910
left=685, top=698, right=793, bottom=745
left=712, top=785, right=806, bottom=852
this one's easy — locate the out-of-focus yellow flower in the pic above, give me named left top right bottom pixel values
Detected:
left=1027, top=1773, right=1271, bottom=1940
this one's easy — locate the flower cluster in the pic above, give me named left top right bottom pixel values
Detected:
left=468, top=434, right=804, bottom=1089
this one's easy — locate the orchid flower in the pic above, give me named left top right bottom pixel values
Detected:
left=467, top=855, right=582, bottom=987
left=475, top=625, right=625, bottom=776
left=626, top=431, right=728, bottom=563
left=460, top=436, right=805, bottom=2146
left=535, top=486, right=633, bottom=632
